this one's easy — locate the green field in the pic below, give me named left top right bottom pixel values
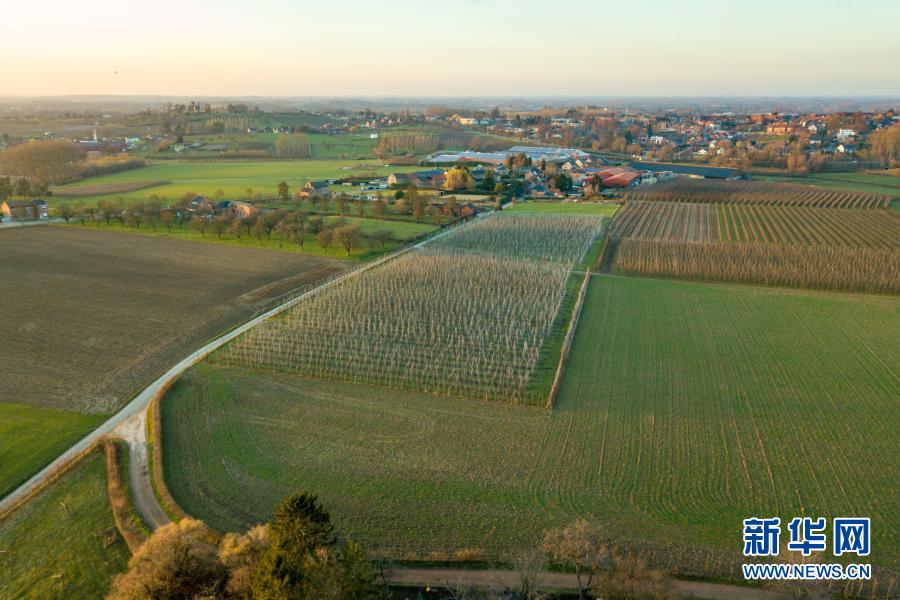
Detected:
left=508, top=201, right=620, bottom=216
left=755, top=171, right=900, bottom=198
left=148, top=132, right=379, bottom=161
left=0, top=403, right=104, bottom=499
left=50, top=159, right=417, bottom=206
left=160, top=276, right=899, bottom=573
left=61, top=216, right=437, bottom=260
left=0, top=451, right=129, bottom=598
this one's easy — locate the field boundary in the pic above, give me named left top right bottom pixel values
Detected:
left=147, top=377, right=190, bottom=524
left=103, top=439, right=149, bottom=552
left=545, top=268, right=591, bottom=409
left=0, top=442, right=101, bottom=523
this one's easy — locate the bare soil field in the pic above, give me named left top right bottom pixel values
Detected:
left=0, top=225, right=345, bottom=497
left=0, top=225, right=345, bottom=413
left=52, top=180, right=170, bottom=198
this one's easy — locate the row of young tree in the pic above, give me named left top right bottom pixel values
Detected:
left=58, top=200, right=396, bottom=256
left=0, top=175, right=50, bottom=202
left=108, top=491, right=675, bottom=600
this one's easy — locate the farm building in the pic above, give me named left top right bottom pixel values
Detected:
left=509, top=146, right=591, bottom=161
left=629, top=161, right=743, bottom=180
left=217, top=200, right=255, bottom=218
left=387, top=173, right=409, bottom=186
left=190, top=195, right=216, bottom=212
left=410, top=169, right=446, bottom=188
left=427, top=151, right=509, bottom=165
left=303, top=180, right=331, bottom=198
left=1, top=199, right=49, bottom=222
left=582, top=168, right=642, bottom=194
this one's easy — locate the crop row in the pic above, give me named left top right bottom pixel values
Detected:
left=212, top=213, right=605, bottom=403
left=609, top=201, right=900, bottom=249
left=627, top=178, right=891, bottom=208
left=613, top=239, right=900, bottom=294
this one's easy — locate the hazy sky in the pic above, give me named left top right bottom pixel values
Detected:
left=2, top=0, right=898, bottom=96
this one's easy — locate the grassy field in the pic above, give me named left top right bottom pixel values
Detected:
left=61, top=216, right=437, bottom=260
left=50, top=159, right=418, bottom=207
left=0, top=450, right=129, bottom=598
left=0, top=404, right=104, bottom=499
left=508, top=201, right=620, bottom=216
left=160, top=276, right=899, bottom=574
left=0, top=226, right=344, bottom=497
left=755, top=171, right=900, bottom=198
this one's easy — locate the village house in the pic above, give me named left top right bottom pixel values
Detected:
left=1, top=199, right=49, bottom=222
left=529, top=183, right=550, bottom=198
left=410, top=169, right=446, bottom=188
left=836, top=128, right=856, bottom=141
left=217, top=200, right=255, bottom=218
left=836, top=143, right=856, bottom=155
left=766, top=121, right=794, bottom=135
left=387, top=173, right=409, bottom=187
left=189, top=195, right=217, bottom=212
left=303, top=180, right=331, bottom=198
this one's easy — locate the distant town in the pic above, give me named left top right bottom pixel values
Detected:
left=2, top=102, right=898, bottom=226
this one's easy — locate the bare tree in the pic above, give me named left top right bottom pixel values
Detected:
left=336, top=193, right=349, bottom=215
left=55, top=202, right=75, bottom=224
left=251, top=219, right=266, bottom=245
left=212, top=214, right=231, bottom=239
left=293, top=220, right=307, bottom=249
left=72, top=201, right=89, bottom=226
left=334, top=224, right=364, bottom=256
left=277, top=181, right=290, bottom=203
left=369, top=228, right=395, bottom=249
left=317, top=227, right=334, bottom=253
left=541, top=520, right=606, bottom=599
left=372, top=198, right=386, bottom=218
left=191, top=215, right=210, bottom=238
left=511, top=546, right=549, bottom=600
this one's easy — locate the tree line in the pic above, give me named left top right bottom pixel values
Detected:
left=108, top=490, right=675, bottom=600
left=58, top=198, right=402, bottom=256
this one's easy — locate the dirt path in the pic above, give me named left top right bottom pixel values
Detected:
left=387, top=567, right=781, bottom=599
left=113, top=411, right=169, bottom=530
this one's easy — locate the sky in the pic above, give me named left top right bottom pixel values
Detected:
left=2, top=0, right=898, bottom=97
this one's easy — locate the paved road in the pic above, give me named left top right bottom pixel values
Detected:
left=0, top=218, right=61, bottom=228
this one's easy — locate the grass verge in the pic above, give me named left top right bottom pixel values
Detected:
left=0, top=449, right=129, bottom=598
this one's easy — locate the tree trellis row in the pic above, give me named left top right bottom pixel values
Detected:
left=213, top=213, right=605, bottom=404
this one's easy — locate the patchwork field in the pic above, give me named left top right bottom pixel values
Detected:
left=0, top=225, right=345, bottom=497
left=0, top=450, right=129, bottom=598
left=627, top=178, right=892, bottom=208
left=508, top=201, right=620, bottom=216
left=607, top=187, right=900, bottom=293
left=49, top=159, right=417, bottom=207
left=160, top=276, right=900, bottom=575
left=754, top=171, right=900, bottom=199
left=212, top=213, right=605, bottom=404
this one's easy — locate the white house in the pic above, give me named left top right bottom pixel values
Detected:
left=837, top=128, right=856, bottom=141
